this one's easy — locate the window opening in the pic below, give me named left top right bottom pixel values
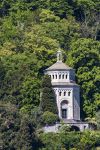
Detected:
left=62, top=74, right=64, bottom=79
left=64, top=91, right=66, bottom=96
left=59, top=92, right=62, bottom=96
left=68, top=91, right=71, bottom=96
left=59, top=74, right=61, bottom=79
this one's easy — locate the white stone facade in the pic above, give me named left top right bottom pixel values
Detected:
left=45, top=50, right=80, bottom=121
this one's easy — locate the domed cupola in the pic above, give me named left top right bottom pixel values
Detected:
left=45, top=49, right=76, bottom=84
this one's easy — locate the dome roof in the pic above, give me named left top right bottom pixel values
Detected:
left=46, top=62, right=72, bottom=71
left=45, top=49, right=73, bottom=71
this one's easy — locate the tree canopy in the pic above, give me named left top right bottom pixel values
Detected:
left=0, top=0, right=100, bottom=149
left=40, top=75, right=58, bottom=114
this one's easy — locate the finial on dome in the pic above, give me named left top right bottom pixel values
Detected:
left=57, top=48, right=62, bottom=62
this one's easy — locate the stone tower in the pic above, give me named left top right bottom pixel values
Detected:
left=45, top=50, right=80, bottom=121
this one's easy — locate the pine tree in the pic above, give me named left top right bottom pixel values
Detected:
left=40, top=75, right=58, bottom=114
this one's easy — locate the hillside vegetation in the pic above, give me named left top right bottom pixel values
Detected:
left=0, top=0, right=100, bottom=149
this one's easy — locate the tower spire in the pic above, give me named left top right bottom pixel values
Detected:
left=57, top=48, right=62, bottom=62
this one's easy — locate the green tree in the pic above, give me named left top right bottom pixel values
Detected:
left=40, top=10, right=80, bottom=49
left=75, top=0, right=100, bottom=40
left=0, top=53, right=42, bottom=105
left=40, top=75, right=58, bottom=114
left=20, top=78, right=40, bottom=114
left=0, top=102, right=20, bottom=149
left=28, top=0, right=73, bottom=18
left=0, top=58, right=5, bottom=82
left=67, top=38, right=100, bottom=118
left=39, top=131, right=100, bottom=150
left=0, top=102, right=39, bottom=150
left=42, top=111, right=59, bottom=125
left=15, top=115, right=38, bottom=150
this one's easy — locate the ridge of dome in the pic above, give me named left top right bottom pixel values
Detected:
left=46, top=62, right=72, bottom=71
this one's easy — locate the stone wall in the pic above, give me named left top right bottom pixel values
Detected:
left=43, top=122, right=89, bottom=132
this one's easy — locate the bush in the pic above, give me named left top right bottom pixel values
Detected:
left=59, top=124, right=71, bottom=133
left=42, top=111, right=59, bottom=125
left=39, top=131, right=100, bottom=150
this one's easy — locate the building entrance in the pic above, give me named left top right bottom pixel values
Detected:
left=61, top=100, right=68, bottom=119
left=62, top=109, right=67, bottom=119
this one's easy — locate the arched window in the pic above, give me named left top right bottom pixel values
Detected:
left=66, top=74, right=67, bottom=79
left=64, top=91, right=66, bottom=96
left=56, top=74, right=57, bottom=79
left=59, top=92, right=62, bottom=96
left=52, top=75, right=54, bottom=79
left=62, top=74, right=64, bottom=79
left=59, top=74, right=61, bottom=79
left=68, top=91, right=71, bottom=96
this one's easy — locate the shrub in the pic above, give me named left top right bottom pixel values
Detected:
left=42, top=111, right=59, bottom=125
left=59, top=124, right=71, bottom=133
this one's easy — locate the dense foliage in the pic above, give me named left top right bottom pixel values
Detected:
left=40, top=75, right=58, bottom=114
left=42, top=111, right=59, bottom=125
left=0, top=0, right=99, bottom=118
left=0, top=102, right=38, bottom=149
left=39, top=131, right=100, bottom=150
left=0, top=0, right=100, bottom=149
